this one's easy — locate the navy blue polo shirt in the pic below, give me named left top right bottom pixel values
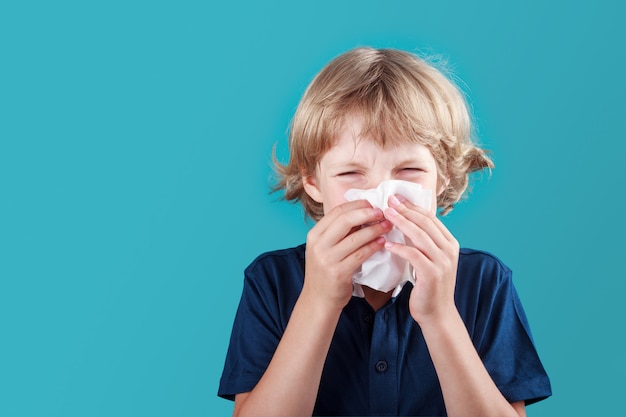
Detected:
left=218, top=244, right=551, bottom=416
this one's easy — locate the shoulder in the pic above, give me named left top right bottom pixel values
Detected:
left=246, top=244, right=306, bottom=275
left=456, top=248, right=513, bottom=298
left=243, top=244, right=307, bottom=293
left=458, top=248, right=512, bottom=278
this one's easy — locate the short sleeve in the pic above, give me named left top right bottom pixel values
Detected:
left=462, top=254, right=552, bottom=405
left=218, top=247, right=304, bottom=400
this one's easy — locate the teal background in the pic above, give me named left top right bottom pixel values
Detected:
left=1, top=1, right=624, bottom=416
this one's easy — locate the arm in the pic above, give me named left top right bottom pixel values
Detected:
left=233, top=201, right=392, bottom=417
left=418, top=310, right=526, bottom=417
left=384, top=195, right=525, bottom=417
left=233, top=290, right=342, bottom=416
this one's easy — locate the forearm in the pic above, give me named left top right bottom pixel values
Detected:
left=420, top=311, right=523, bottom=417
left=233, top=290, right=341, bottom=417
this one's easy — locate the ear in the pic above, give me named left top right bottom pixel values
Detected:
left=302, top=173, right=323, bottom=203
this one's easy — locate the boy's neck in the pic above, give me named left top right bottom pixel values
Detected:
left=362, top=286, right=393, bottom=311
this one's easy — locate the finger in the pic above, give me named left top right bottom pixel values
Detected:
left=326, top=199, right=374, bottom=217
left=342, top=235, right=387, bottom=273
left=396, top=194, right=456, bottom=243
left=334, top=219, right=393, bottom=260
left=315, top=200, right=376, bottom=234
left=385, top=196, right=441, bottom=251
left=388, top=195, right=453, bottom=248
left=384, top=208, right=440, bottom=261
left=389, top=195, right=440, bottom=233
left=317, top=202, right=385, bottom=244
left=384, top=239, right=433, bottom=276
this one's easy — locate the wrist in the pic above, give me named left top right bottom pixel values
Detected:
left=414, top=306, right=463, bottom=335
left=298, top=285, right=346, bottom=323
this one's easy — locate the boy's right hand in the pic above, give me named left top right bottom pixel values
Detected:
left=302, top=200, right=392, bottom=312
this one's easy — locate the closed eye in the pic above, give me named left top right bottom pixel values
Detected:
left=396, top=167, right=426, bottom=179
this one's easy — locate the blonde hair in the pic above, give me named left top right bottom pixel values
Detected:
left=273, top=47, right=493, bottom=220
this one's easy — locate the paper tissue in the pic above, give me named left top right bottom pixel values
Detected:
left=344, top=180, right=432, bottom=297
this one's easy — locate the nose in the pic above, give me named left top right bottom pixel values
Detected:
left=367, top=173, right=393, bottom=189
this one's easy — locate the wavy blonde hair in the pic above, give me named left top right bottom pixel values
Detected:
left=273, top=47, right=493, bottom=220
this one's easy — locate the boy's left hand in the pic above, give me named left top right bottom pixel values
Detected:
left=383, top=194, right=460, bottom=326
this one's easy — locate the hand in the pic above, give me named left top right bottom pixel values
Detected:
left=383, top=194, right=460, bottom=325
left=303, top=200, right=392, bottom=312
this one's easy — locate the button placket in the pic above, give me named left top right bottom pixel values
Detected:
left=368, top=304, right=399, bottom=415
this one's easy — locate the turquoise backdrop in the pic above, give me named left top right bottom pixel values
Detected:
left=2, top=1, right=624, bottom=416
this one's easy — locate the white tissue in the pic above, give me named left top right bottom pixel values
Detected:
left=344, top=180, right=432, bottom=297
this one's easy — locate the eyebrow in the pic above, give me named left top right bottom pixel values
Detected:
left=327, top=154, right=429, bottom=169
left=327, top=161, right=367, bottom=171
left=394, top=157, right=428, bottom=166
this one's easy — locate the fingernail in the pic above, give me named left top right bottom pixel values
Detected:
left=381, top=220, right=392, bottom=229
left=384, top=241, right=394, bottom=249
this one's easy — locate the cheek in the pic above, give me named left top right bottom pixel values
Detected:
left=429, top=188, right=439, bottom=215
left=427, top=176, right=442, bottom=214
left=322, top=187, right=352, bottom=214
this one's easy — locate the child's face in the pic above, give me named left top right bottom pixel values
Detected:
left=303, top=116, right=443, bottom=215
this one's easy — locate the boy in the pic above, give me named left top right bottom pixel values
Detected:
left=218, top=47, right=551, bottom=416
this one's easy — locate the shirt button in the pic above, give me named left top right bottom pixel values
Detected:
left=362, top=312, right=373, bottom=324
left=375, top=360, right=388, bottom=373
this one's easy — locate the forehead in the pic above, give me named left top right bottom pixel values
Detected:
left=321, top=122, right=436, bottom=166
